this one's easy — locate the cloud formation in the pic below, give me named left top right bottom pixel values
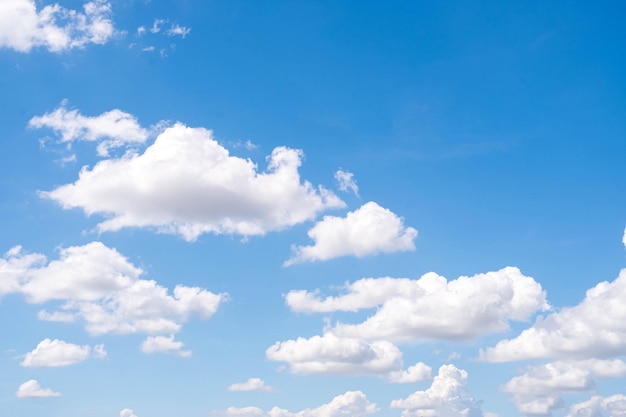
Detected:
left=334, top=169, right=359, bottom=196
left=285, top=202, right=417, bottom=265
left=21, top=338, right=106, bottom=367
left=16, top=380, right=61, bottom=398
left=228, top=378, right=275, bottom=392
left=482, top=268, right=626, bottom=362
left=39, top=122, right=344, bottom=241
left=140, top=335, right=191, bottom=357
left=120, top=409, right=138, bottom=417
left=567, top=395, right=626, bottom=417
left=0, top=0, right=115, bottom=53
left=286, top=267, right=547, bottom=341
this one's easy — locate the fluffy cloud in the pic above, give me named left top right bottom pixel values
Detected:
left=0, top=0, right=114, bottom=53
left=285, top=202, right=417, bottom=265
left=482, top=268, right=626, bottom=362
left=0, top=242, right=226, bottom=337
left=216, top=391, right=377, bottom=417
left=21, top=338, right=106, bottom=367
left=334, top=169, right=359, bottom=196
left=390, top=364, right=489, bottom=417
left=228, top=378, right=275, bottom=392
left=120, top=409, right=138, bottom=417
left=140, top=335, right=191, bottom=357
left=502, top=359, right=626, bottom=416
left=39, top=122, right=344, bottom=241
left=286, top=267, right=547, bottom=341
left=16, top=380, right=61, bottom=398
left=30, top=102, right=151, bottom=156
left=567, top=395, right=626, bottom=417
left=266, top=333, right=430, bottom=382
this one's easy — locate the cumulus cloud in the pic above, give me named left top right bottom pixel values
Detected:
left=228, top=378, right=274, bottom=392
left=390, top=364, right=489, bottom=417
left=481, top=268, right=626, bottom=362
left=21, top=338, right=106, bottom=367
left=285, top=202, right=417, bottom=265
left=567, top=395, right=626, bottom=417
left=0, top=0, right=115, bottom=53
left=286, top=267, right=547, bottom=341
left=16, top=380, right=61, bottom=398
left=120, top=409, right=138, bottom=417
left=39, top=122, right=345, bottom=241
left=502, top=359, right=626, bottom=416
left=0, top=242, right=226, bottom=336
left=334, top=169, right=359, bottom=196
left=215, top=391, right=377, bottom=417
left=30, top=102, right=151, bottom=156
left=140, top=335, right=191, bottom=357
left=266, top=333, right=430, bottom=382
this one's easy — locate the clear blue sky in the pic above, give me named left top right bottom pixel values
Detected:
left=1, top=1, right=625, bottom=417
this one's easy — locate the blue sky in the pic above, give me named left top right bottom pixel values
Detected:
left=1, top=1, right=626, bottom=416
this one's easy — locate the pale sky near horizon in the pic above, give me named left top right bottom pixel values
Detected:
left=1, top=1, right=626, bottom=417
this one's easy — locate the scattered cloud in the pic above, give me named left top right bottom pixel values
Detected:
left=30, top=101, right=152, bottom=157
left=1, top=242, right=226, bottom=336
left=150, top=19, right=165, bottom=34
left=481, top=268, right=626, bottom=362
left=334, top=169, right=359, bottom=196
left=390, top=364, right=490, bottom=417
left=215, top=391, right=377, bottom=417
left=623, top=227, right=626, bottom=248
left=16, top=379, right=61, bottom=398
left=286, top=267, right=548, bottom=341
left=502, top=359, right=626, bottom=416
left=566, top=395, right=626, bottom=417
left=266, top=333, right=431, bottom=382
left=120, top=409, right=139, bottom=417
left=167, top=24, right=191, bottom=38
left=285, top=202, right=417, bottom=265
left=228, top=378, right=275, bottom=392
left=40, top=121, right=345, bottom=241
left=140, top=335, right=191, bottom=357
left=0, top=0, right=115, bottom=53
left=21, top=338, right=106, bottom=367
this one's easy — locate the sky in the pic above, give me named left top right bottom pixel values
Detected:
left=1, top=1, right=626, bottom=416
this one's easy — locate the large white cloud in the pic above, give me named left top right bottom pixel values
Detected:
left=285, top=201, right=417, bottom=265
left=567, top=395, right=626, bottom=417
left=228, top=378, right=275, bottom=392
left=30, top=102, right=151, bottom=156
left=481, top=268, right=626, bottom=362
left=16, top=379, right=61, bottom=398
left=140, top=335, right=191, bottom=357
left=216, top=391, right=377, bottom=417
left=390, top=364, right=490, bottom=417
left=39, top=122, right=345, bottom=241
left=0, top=242, right=226, bottom=337
left=502, top=359, right=626, bottom=416
left=266, top=333, right=431, bottom=383
left=0, top=0, right=115, bottom=53
left=21, top=338, right=106, bottom=367
left=286, top=267, right=547, bottom=341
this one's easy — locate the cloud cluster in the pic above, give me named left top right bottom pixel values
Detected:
left=0, top=0, right=115, bottom=53
left=285, top=202, right=417, bottom=265
left=16, top=379, right=61, bottom=398
left=0, top=242, right=225, bottom=352
left=228, top=378, right=274, bottom=392
left=286, top=267, right=547, bottom=341
left=390, top=364, right=490, bottom=417
left=37, top=122, right=344, bottom=241
left=21, top=338, right=106, bottom=367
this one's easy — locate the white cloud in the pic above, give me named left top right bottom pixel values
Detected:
left=30, top=102, right=151, bottom=156
left=16, top=379, right=61, bottom=398
left=0, top=242, right=226, bottom=336
left=0, top=0, right=115, bottom=53
left=40, top=122, right=345, bottom=241
left=623, top=227, right=626, bottom=249
left=567, top=395, right=626, bottom=417
left=167, top=24, right=191, bottom=38
left=481, top=268, right=626, bottom=362
left=390, top=364, right=490, bottom=417
left=216, top=391, right=377, bottom=417
left=287, top=267, right=547, bottom=342
left=334, top=169, right=359, bottom=196
left=285, top=202, right=417, bottom=265
left=266, top=333, right=430, bottom=382
left=228, top=378, right=274, bottom=392
left=21, top=338, right=106, bottom=367
left=140, top=335, right=191, bottom=357
left=120, top=409, right=138, bottom=417
left=502, top=359, right=626, bottom=416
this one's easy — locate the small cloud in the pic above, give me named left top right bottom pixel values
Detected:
left=120, top=409, right=138, bottom=417
left=150, top=19, right=165, bottom=34
left=334, top=169, right=359, bottom=197
left=137, top=26, right=146, bottom=35
left=142, top=46, right=155, bottom=52
left=228, top=378, right=275, bottom=392
left=140, top=335, right=191, bottom=357
left=167, top=24, right=191, bottom=38
left=16, top=380, right=61, bottom=398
